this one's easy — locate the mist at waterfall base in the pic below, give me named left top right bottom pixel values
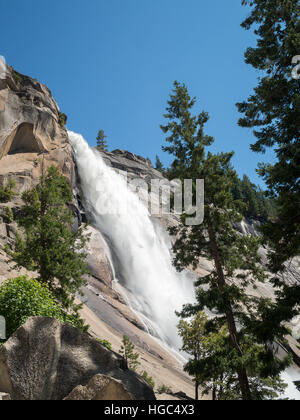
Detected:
left=69, top=131, right=300, bottom=400
left=69, top=131, right=195, bottom=351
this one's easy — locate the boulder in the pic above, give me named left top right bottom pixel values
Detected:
left=64, top=374, right=133, bottom=400
left=0, top=317, right=155, bottom=401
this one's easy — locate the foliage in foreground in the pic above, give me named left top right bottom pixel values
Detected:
left=236, top=0, right=300, bottom=361
left=238, top=0, right=300, bottom=272
left=0, top=276, right=85, bottom=340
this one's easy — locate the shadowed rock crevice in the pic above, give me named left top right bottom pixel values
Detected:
left=7, top=123, right=43, bottom=155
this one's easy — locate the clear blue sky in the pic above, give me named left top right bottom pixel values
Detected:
left=1, top=0, right=275, bottom=186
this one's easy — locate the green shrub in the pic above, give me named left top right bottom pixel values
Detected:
left=12, top=70, right=23, bottom=85
left=58, top=112, right=67, bottom=127
left=97, top=339, right=113, bottom=351
left=157, top=384, right=172, bottom=394
left=0, top=179, right=16, bottom=203
left=0, top=276, right=76, bottom=340
left=141, top=371, right=155, bottom=389
left=1, top=207, right=14, bottom=223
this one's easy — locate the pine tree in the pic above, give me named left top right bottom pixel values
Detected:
left=179, top=314, right=240, bottom=401
left=96, top=129, right=108, bottom=151
left=237, top=0, right=300, bottom=350
left=0, top=178, right=16, bottom=203
left=237, top=0, right=300, bottom=271
left=178, top=312, right=287, bottom=400
left=146, top=157, right=152, bottom=166
left=178, top=312, right=213, bottom=400
left=7, top=166, right=89, bottom=325
left=161, top=82, right=289, bottom=400
left=155, top=155, right=164, bottom=174
left=119, top=335, right=140, bottom=371
left=241, top=175, right=260, bottom=220
left=231, top=175, right=277, bottom=222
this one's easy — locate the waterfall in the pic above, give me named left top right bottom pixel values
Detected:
left=68, top=131, right=195, bottom=350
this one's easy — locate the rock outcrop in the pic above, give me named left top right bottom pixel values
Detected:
left=0, top=65, right=73, bottom=184
left=64, top=374, right=133, bottom=401
left=0, top=317, right=155, bottom=400
left=100, top=149, right=162, bottom=182
left=0, top=65, right=74, bottom=283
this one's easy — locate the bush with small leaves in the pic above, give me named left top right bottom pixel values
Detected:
left=58, top=112, right=67, bottom=127
left=12, top=70, right=23, bottom=85
left=1, top=207, right=14, bottom=224
left=0, top=179, right=16, bottom=203
left=97, top=339, right=113, bottom=351
left=157, top=384, right=172, bottom=395
left=141, top=371, right=155, bottom=389
left=0, top=276, right=82, bottom=340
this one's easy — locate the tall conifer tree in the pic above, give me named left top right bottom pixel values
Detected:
left=161, top=82, right=288, bottom=400
left=97, top=129, right=108, bottom=151
left=237, top=0, right=300, bottom=271
left=237, top=0, right=300, bottom=343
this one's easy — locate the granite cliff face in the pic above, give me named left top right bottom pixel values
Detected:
left=0, top=66, right=74, bottom=283
left=0, top=66, right=73, bottom=180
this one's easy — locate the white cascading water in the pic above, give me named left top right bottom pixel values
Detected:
left=69, top=131, right=195, bottom=350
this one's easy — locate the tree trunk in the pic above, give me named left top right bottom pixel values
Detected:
left=207, top=221, right=252, bottom=401
left=195, top=378, right=199, bottom=400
